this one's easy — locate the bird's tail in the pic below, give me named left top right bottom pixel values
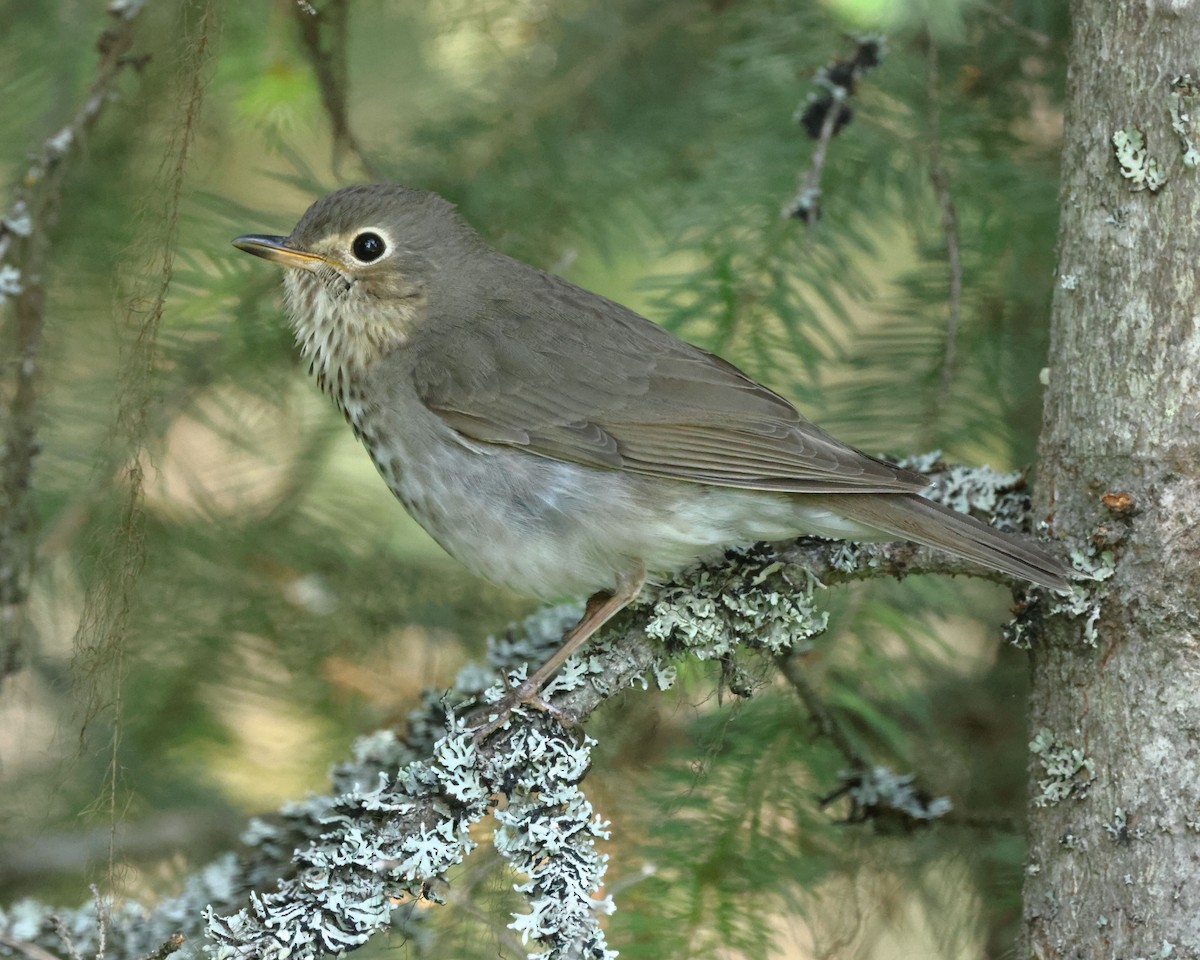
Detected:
left=810, top=492, right=1071, bottom=592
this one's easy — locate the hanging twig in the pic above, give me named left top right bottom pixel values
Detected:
left=68, top=0, right=215, bottom=891
left=0, top=0, right=149, bottom=683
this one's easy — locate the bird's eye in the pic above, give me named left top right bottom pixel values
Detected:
left=351, top=232, right=386, bottom=263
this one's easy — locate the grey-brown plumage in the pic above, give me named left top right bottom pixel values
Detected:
left=233, top=183, right=1070, bottom=614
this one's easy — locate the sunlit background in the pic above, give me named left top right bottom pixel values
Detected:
left=0, top=0, right=1067, bottom=956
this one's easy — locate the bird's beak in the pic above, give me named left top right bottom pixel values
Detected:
left=232, top=234, right=329, bottom=272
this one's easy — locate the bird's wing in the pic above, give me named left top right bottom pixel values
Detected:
left=411, top=267, right=927, bottom=494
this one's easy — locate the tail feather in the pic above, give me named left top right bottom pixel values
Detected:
left=812, top=493, right=1071, bottom=592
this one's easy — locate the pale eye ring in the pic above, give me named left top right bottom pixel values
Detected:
left=351, top=232, right=386, bottom=262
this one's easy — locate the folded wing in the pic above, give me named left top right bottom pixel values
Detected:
left=412, top=265, right=927, bottom=495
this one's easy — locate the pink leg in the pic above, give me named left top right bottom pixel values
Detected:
left=472, top=566, right=645, bottom=740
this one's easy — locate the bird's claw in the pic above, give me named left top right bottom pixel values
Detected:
left=470, top=679, right=577, bottom=744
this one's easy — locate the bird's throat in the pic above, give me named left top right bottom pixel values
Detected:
left=283, top=270, right=410, bottom=414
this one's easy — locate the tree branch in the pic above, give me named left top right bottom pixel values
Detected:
left=291, top=0, right=378, bottom=179
left=784, top=36, right=884, bottom=224
left=0, top=460, right=1067, bottom=959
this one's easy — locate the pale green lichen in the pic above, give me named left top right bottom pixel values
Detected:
left=1104, top=807, right=1127, bottom=843
left=1009, top=541, right=1112, bottom=648
left=1103, top=806, right=1146, bottom=844
left=1112, top=126, right=1167, bottom=192
left=0, top=851, right=424, bottom=960
left=0, top=264, right=22, bottom=300
left=1057, top=545, right=1115, bottom=647
left=201, top=599, right=632, bottom=959
left=1029, top=728, right=1095, bottom=806
left=844, top=766, right=952, bottom=822
left=903, top=450, right=945, bottom=473
left=650, top=660, right=676, bottom=690
left=2, top=201, right=32, bottom=236
left=1169, top=75, right=1200, bottom=168
left=644, top=546, right=828, bottom=659
left=492, top=728, right=616, bottom=960
left=896, top=452, right=1038, bottom=535
left=828, top=541, right=860, bottom=573
left=928, top=464, right=1029, bottom=530
left=207, top=717, right=487, bottom=957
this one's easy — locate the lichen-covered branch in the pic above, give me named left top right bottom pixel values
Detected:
left=0, top=0, right=148, bottom=682
left=0, top=459, right=1064, bottom=959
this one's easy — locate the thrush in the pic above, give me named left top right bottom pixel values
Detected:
left=233, top=183, right=1069, bottom=724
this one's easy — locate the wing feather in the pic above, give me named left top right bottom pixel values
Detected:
left=412, top=261, right=927, bottom=494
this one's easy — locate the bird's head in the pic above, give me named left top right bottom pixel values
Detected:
left=233, top=183, right=476, bottom=404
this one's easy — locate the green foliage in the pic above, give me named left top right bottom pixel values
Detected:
left=613, top=695, right=840, bottom=958
left=0, top=0, right=1067, bottom=955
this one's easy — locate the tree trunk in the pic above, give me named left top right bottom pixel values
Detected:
left=1025, top=1, right=1200, bottom=955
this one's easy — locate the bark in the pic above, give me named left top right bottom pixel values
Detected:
left=1026, top=2, right=1200, bottom=956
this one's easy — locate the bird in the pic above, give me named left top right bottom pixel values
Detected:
left=233, top=183, right=1070, bottom=723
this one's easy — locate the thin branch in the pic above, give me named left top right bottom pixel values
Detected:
left=3, top=462, right=1061, bottom=959
left=783, top=36, right=885, bottom=224
left=774, top=650, right=867, bottom=771
left=291, top=0, right=378, bottom=179
left=787, top=84, right=844, bottom=227
left=925, top=39, right=964, bottom=406
left=978, top=2, right=1052, bottom=49
left=776, top=655, right=958, bottom=829
left=134, top=935, right=185, bottom=960
left=0, top=933, right=65, bottom=960
left=0, top=1, right=148, bottom=684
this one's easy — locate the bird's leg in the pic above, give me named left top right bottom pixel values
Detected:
left=521, top=572, right=643, bottom=695
left=472, top=566, right=645, bottom=741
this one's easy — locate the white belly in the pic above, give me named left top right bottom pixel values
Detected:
left=353, top=397, right=873, bottom=599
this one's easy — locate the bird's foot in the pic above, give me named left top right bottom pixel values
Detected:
left=470, top=677, right=578, bottom=744
left=468, top=570, right=645, bottom=743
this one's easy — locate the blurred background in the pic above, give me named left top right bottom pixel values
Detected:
left=0, top=0, right=1067, bottom=956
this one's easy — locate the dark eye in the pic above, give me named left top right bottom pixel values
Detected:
left=351, top=232, right=386, bottom=262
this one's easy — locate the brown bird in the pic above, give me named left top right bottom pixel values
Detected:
left=233, top=184, right=1069, bottom=719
